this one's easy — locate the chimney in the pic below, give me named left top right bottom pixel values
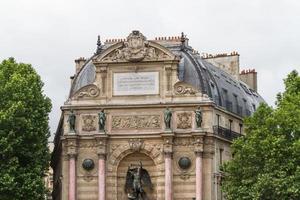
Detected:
left=74, top=57, right=86, bottom=74
left=202, top=52, right=240, bottom=80
left=239, top=69, right=257, bottom=92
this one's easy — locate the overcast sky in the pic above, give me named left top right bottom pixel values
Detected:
left=0, top=0, right=299, bottom=138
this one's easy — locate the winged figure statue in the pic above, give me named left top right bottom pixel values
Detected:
left=125, top=161, right=153, bottom=200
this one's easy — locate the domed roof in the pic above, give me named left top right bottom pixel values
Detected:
left=70, top=38, right=264, bottom=117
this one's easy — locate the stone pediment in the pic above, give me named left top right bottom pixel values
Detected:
left=93, top=30, right=176, bottom=63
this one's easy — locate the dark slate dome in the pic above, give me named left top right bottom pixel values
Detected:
left=70, top=39, right=264, bottom=117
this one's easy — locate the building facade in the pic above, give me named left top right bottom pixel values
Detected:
left=51, top=31, right=264, bottom=200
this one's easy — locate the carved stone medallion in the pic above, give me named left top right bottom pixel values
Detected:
left=112, top=115, right=161, bottom=129
left=177, top=112, right=192, bottom=129
left=82, top=115, right=97, bottom=132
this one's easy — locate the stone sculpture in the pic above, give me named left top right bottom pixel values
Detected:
left=195, top=107, right=203, bottom=128
left=98, top=109, right=106, bottom=132
left=164, top=107, right=172, bottom=130
left=125, top=162, right=152, bottom=200
left=68, top=110, right=76, bottom=132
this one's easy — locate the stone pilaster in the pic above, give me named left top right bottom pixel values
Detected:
left=193, top=135, right=204, bottom=200
left=95, top=135, right=108, bottom=200
left=161, top=133, right=174, bottom=200
left=66, top=137, right=78, bottom=200
left=95, top=64, right=108, bottom=97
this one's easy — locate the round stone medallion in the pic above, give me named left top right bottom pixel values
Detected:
left=178, top=157, right=191, bottom=170
left=82, top=158, right=95, bottom=171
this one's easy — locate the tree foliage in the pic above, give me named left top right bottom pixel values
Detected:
left=222, top=70, right=300, bottom=200
left=0, top=58, right=52, bottom=200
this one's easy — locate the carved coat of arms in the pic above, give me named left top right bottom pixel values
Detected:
left=102, top=30, right=170, bottom=62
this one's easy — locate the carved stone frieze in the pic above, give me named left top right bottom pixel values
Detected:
left=81, top=115, right=97, bottom=132
left=177, top=112, right=192, bottom=129
left=174, top=81, right=198, bottom=95
left=112, top=115, right=161, bottom=129
left=128, top=139, right=144, bottom=152
left=109, top=144, right=121, bottom=154
left=79, top=141, right=97, bottom=149
left=180, top=173, right=191, bottom=180
left=73, top=84, right=100, bottom=99
left=173, top=138, right=193, bottom=146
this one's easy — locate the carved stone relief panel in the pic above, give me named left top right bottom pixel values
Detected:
left=174, top=81, right=198, bottom=95
left=176, top=112, right=192, bottom=129
left=72, top=84, right=100, bottom=99
left=81, top=114, right=97, bottom=132
left=97, top=31, right=173, bottom=63
left=111, top=115, right=161, bottom=129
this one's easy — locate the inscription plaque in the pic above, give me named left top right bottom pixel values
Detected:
left=113, top=72, right=159, bottom=95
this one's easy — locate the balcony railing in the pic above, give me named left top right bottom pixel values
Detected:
left=213, top=125, right=242, bottom=141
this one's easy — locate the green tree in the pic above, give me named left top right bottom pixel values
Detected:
left=222, top=70, right=300, bottom=200
left=0, top=58, right=52, bottom=200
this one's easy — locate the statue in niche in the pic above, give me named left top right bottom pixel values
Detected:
left=68, top=110, right=76, bottom=132
left=98, top=109, right=106, bottom=132
left=164, top=107, right=172, bottom=130
left=125, top=161, right=152, bottom=200
left=195, top=107, right=203, bottom=128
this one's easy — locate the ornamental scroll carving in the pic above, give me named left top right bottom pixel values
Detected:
left=73, top=84, right=100, bottom=99
left=177, top=112, right=192, bottom=129
left=174, top=81, right=198, bottom=95
left=128, top=139, right=144, bottom=152
left=81, top=115, right=97, bottom=132
left=100, top=31, right=171, bottom=62
left=112, top=115, right=161, bottom=129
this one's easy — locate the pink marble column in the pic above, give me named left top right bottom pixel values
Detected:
left=68, top=155, right=76, bottom=200
left=98, top=154, right=106, bottom=200
left=195, top=152, right=203, bottom=200
left=165, top=152, right=173, bottom=200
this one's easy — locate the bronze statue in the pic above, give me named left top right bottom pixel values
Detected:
left=125, top=162, right=152, bottom=200
left=195, top=107, right=202, bottom=128
left=68, top=110, right=76, bottom=132
left=98, top=109, right=106, bottom=131
left=164, top=107, right=172, bottom=130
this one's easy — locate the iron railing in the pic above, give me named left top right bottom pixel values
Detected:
left=213, top=125, right=242, bottom=141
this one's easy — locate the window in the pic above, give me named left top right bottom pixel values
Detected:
left=233, top=94, right=241, bottom=115
left=216, top=114, right=220, bottom=127
left=252, top=104, right=256, bottom=111
left=239, top=123, right=243, bottom=134
left=229, top=119, right=233, bottom=132
left=219, top=148, right=224, bottom=166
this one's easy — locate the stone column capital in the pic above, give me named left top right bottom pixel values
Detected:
left=95, top=136, right=108, bottom=156
left=67, top=152, right=78, bottom=159
left=98, top=152, right=106, bottom=160
left=193, top=135, right=204, bottom=154
left=161, top=133, right=174, bottom=155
